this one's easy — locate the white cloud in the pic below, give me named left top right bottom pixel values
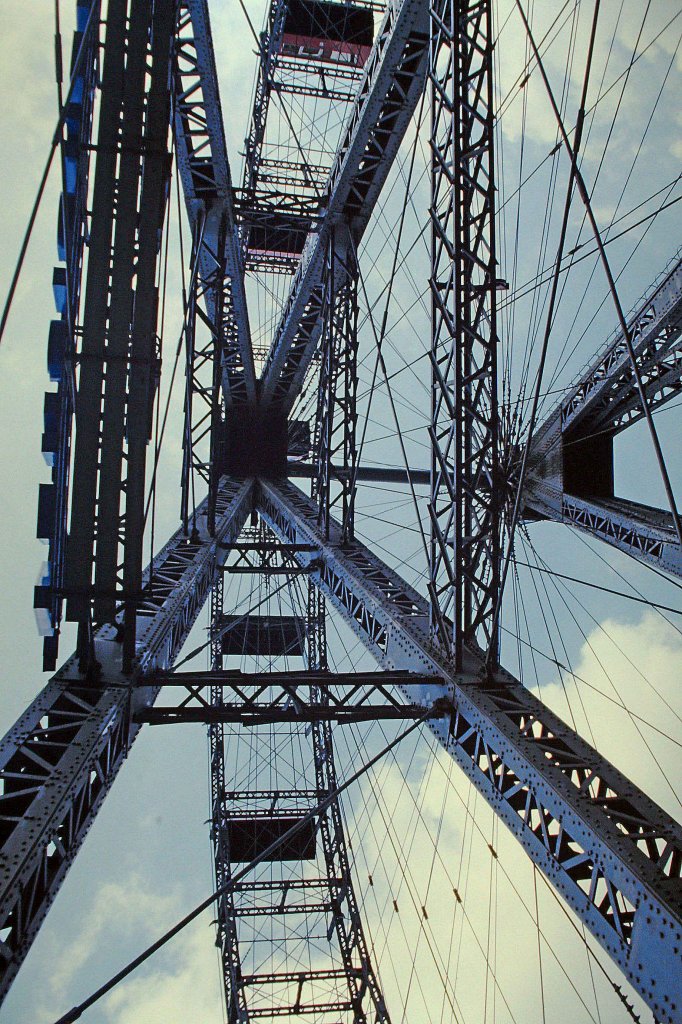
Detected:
left=44, top=875, right=184, bottom=1009
left=100, top=920, right=223, bottom=1024
left=541, top=609, right=682, bottom=818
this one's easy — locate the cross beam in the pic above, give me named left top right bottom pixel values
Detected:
left=134, top=668, right=444, bottom=725
left=257, top=478, right=682, bottom=1024
left=139, top=705, right=435, bottom=725
left=288, top=462, right=431, bottom=485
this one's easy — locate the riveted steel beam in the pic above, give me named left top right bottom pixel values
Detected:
left=259, top=0, right=429, bottom=411
left=428, top=0, right=500, bottom=666
left=524, top=258, right=682, bottom=577
left=313, top=223, right=358, bottom=540
left=257, top=478, right=682, bottom=1024
left=0, top=478, right=252, bottom=1001
left=175, top=0, right=256, bottom=407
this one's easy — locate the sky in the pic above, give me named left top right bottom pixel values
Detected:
left=0, top=1, right=681, bottom=1023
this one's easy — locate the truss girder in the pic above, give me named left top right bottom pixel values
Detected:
left=313, top=224, right=359, bottom=539
left=257, top=478, right=682, bottom=1024
left=138, top=666, right=435, bottom=724
left=429, top=0, right=500, bottom=666
left=558, top=258, right=682, bottom=438
left=175, top=0, right=256, bottom=406
left=208, top=570, right=247, bottom=1023
left=259, top=0, right=429, bottom=411
left=181, top=212, right=231, bottom=533
left=307, top=584, right=390, bottom=1022
left=207, top=531, right=390, bottom=1021
left=242, top=0, right=288, bottom=196
left=526, top=487, right=682, bottom=577
left=524, top=258, right=682, bottom=577
left=65, top=0, right=175, bottom=636
left=0, top=479, right=252, bottom=999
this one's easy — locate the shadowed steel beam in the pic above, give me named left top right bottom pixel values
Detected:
left=288, top=461, right=430, bottom=485
left=175, top=1, right=256, bottom=406
left=525, top=489, right=682, bottom=577
left=524, top=257, right=682, bottom=576
left=122, top=0, right=177, bottom=668
left=313, top=224, right=359, bottom=539
left=138, top=705, right=435, bottom=724
left=257, top=478, right=682, bottom=1024
left=428, top=0, right=500, bottom=667
left=0, top=479, right=252, bottom=1000
left=259, top=0, right=429, bottom=410
left=147, top=669, right=441, bottom=686
left=65, top=0, right=129, bottom=624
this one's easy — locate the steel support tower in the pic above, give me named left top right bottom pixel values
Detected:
left=1, top=0, right=681, bottom=1021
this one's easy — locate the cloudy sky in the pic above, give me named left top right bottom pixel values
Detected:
left=0, top=1, right=680, bottom=1023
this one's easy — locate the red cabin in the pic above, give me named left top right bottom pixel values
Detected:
left=280, top=0, right=374, bottom=68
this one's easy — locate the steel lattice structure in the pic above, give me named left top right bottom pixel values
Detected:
left=1, top=0, right=681, bottom=1022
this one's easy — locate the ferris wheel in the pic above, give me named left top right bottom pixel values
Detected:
left=0, top=1, right=680, bottom=1022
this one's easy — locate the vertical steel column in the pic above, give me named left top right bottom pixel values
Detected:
left=242, top=0, right=289, bottom=195
left=307, top=582, right=391, bottom=1022
left=313, top=224, right=359, bottom=541
left=122, top=0, right=175, bottom=670
left=65, top=0, right=174, bottom=658
left=208, top=229, right=227, bottom=537
left=180, top=209, right=229, bottom=537
left=66, top=0, right=128, bottom=627
left=92, top=0, right=152, bottom=625
left=209, top=572, right=248, bottom=1023
left=428, top=0, right=500, bottom=667
left=181, top=217, right=203, bottom=535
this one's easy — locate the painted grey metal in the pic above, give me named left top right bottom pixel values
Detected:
left=174, top=0, right=256, bottom=406
left=65, top=0, right=129, bottom=624
left=428, top=0, right=500, bottom=666
left=205, top=529, right=391, bottom=1020
left=259, top=0, right=429, bottom=410
left=524, top=257, right=682, bottom=577
left=306, top=582, right=391, bottom=1022
left=558, top=257, right=682, bottom=437
left=313, top=223, right=359, bottom=540
left=257, top=478, right=682, bottom=1024
left=526, top=487, right=682, bottom=577
left=0, top=478, right=252, bottom=999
